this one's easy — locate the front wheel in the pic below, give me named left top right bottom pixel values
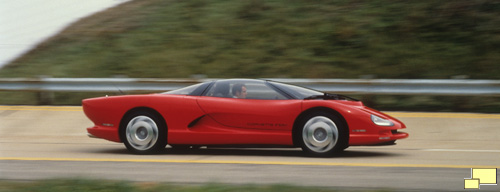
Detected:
left=121, top=111, right=167, bottom=154
left=299, top=112, right=347, bottom=156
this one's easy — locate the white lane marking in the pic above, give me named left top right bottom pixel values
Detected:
left=422, top=149, right=500, bottom=153
left=386, top=112, right=500, bottom=119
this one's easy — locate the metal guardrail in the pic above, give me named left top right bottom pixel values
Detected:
left=0, top=78, right=499, bottom=96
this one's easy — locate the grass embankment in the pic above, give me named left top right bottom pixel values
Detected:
left=0, top=0, right=498, bottom=111
left=0, top=179, right=392, bottom=192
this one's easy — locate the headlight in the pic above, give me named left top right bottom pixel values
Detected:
left=371, top=115, right=394, bottom=126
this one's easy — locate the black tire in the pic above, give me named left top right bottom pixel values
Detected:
left=298, top=111, right=348, bottom=157
left=120, top=110, right=167, bottom=154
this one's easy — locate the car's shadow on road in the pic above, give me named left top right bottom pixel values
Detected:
left=92, top=147, right=402, bottom=158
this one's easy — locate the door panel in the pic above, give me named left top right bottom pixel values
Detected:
left=197, top=97, right=302, bottom=130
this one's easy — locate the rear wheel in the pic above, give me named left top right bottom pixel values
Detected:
left=121, top=111, right=167, bottom=154
left=299, top=111, right=347, bottom=156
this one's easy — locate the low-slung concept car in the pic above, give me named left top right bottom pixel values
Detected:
left=83, top=79, right=408, bottom=156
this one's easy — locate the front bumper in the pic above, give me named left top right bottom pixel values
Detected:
left=87, top=133, right=99, bottom=138
left=349, top=131, right=409, bottom=146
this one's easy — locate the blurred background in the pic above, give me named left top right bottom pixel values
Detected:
left=0, top=0, right=499, bottom=112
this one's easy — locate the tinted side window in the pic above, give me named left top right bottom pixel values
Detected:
left=163, top=83, right=202, bottom=95
left=269, top=81, right=323, bottom=99
left=204, top=80, right=287, bottom=100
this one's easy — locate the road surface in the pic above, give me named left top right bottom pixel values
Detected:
left=0, top=105, right=499, bottom=191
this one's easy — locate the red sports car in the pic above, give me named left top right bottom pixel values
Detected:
left=83, top=79, right=408, bottom=156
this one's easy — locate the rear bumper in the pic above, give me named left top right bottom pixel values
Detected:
left=87, top=125, right=121, bottom=142
left=349, top=131, right=409, bottom=146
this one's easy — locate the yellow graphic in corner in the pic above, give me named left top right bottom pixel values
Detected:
left=464, top=168, right=497, bottom=189
left=464, top=179, right=480, bottom=189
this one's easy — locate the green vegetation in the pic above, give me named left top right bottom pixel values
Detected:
left=0, top=179, right=392, bottom=192
left=0, top=0, right=498, bottom=79
left=0, top=0, right=498, bottom=111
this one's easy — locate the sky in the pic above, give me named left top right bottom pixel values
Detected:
left=0, top=0, right=129, bottom=69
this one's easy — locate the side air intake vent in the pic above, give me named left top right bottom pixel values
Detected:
left=188, top=115, right=205, bottom=128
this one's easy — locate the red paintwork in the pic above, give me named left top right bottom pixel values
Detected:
left=83, top=94, right=408, bottom=147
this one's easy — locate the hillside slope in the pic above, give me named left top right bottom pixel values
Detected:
left=0, top=0, right=498, bottom=79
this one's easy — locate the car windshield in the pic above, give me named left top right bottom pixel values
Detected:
left=269, top=81, right=323, bottom=99
left=163, top=83, right=204, bottom=95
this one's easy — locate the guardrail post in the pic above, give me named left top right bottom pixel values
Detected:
left=360, top=75, right=376, bottom=107
left=37, top=91, right=54, bottom=105
left=362, top=95, right=376, bottom=108
left=36, top=76, right=54, bottom=105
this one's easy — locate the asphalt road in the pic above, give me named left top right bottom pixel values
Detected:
left=0, top=105, right=499, bottom=191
